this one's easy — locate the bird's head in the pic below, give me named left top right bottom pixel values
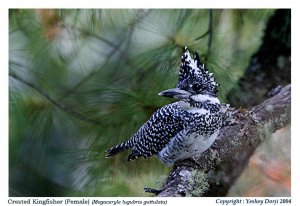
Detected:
left=159, top=47, right=219, bottom=104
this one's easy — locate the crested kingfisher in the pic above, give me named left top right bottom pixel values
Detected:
left=106, top=47, right=222, bottom=166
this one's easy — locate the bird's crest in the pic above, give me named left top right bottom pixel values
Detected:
left=178, top=47, right=219, bottom=96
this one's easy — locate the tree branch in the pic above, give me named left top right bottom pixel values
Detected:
left=156, top=84, right=291, bottom=197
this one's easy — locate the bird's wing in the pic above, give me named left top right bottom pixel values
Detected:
left=128, top=102, right=185, bottom=161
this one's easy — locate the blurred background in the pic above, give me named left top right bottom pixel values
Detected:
left=9, top=9, right=290, bottom=196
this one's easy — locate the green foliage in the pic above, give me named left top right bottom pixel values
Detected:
left=9, top=9, right=274, bottom=196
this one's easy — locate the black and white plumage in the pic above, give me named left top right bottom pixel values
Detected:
left=105, top=47, right=222, bottom=166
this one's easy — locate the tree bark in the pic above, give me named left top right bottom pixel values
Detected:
left=156, top=84, right=291, bottom=197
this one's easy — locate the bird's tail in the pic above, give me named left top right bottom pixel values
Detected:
left=105, top=139, right=134, bottom=158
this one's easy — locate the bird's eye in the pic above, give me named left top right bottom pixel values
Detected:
left=192, top=83, right=201, bottom=91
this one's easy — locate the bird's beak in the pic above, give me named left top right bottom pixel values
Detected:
left=158, top=88, right=191, bottom=100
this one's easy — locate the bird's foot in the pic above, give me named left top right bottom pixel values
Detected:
left=175, top=157, right=201, bottom=168
left=144, top=187, right=163, bottom=196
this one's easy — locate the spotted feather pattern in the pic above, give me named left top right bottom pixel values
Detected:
left=178, top=47, right=219, bottom=97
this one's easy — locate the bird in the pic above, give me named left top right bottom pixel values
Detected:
left=105, top=47, right=223, bottom=166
